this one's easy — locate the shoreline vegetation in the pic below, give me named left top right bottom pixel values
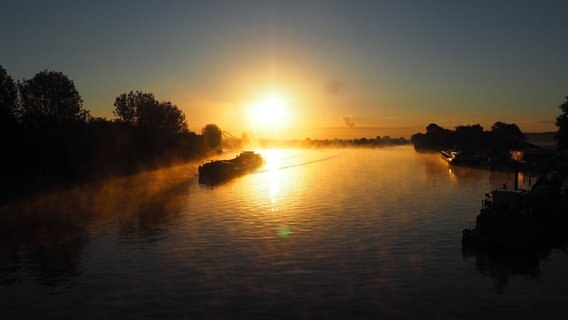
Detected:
left=408, top=97, right=568, bottom=166
left=0, top=66, right=225, bottom=203
left=411, top=123, right=555, bottom=162
left=411, top=122, right=531, bottom=156
left=229, top=136, right=409, bottom=149
left=410, top=121, right=567, bottom=176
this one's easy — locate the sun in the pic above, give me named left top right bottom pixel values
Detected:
left=246, top=92, right=291, bottom=130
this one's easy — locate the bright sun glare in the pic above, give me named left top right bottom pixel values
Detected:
left=247, top=92, right=291, bottom=130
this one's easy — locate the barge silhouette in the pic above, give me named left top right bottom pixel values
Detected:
left=198, top=151, right=263, bottom=185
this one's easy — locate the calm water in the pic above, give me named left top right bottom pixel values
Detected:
left=1, top=146, right=567, bottom=319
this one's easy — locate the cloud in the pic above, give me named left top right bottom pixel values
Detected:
left=342, top=116, right=355, bottom=128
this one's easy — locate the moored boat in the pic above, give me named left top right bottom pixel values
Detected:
left=462, top=171, right=568, bottom=251
left=441, top=147, right=482, bottom=165
left=510, top=148, right=556, bottom=170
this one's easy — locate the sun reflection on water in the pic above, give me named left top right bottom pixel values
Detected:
left=262, top=149, right=283, bottom=206
left=252, top=148, right=303, bottom=238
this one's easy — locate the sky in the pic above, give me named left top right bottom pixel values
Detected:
left=1, top=0, right=567, bottom=138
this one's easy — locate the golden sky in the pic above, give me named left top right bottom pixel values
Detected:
left=1, top=1, right=565, bottom=138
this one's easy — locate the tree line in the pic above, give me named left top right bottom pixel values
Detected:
left=251, top=136, right=409, bottom=149
left=556, top=97, right=568, bottom=161
left=0, top=66, right=222, bottom=201
left=411, top=122, right=531, bottom=159
left=410, top=98, right=568, bottom=165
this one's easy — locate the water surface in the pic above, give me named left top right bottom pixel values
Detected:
left=1, top=146, right=567, bottom=319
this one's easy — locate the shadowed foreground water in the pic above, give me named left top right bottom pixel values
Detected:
left=1, top=146, right=567, bottom=319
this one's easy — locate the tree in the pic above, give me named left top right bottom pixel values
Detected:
left=490, top=121, right=525, bottom=141
left=555, top=97, right=568, bottom=156
left=415, top=123, right=454, bottom=150
left=426, top=123, right=443, bottom=134
left=140, top=101, right=188, bottom=134
left=201, top=124, right=222, bottom=148
left=18, top=70, right=88, bottom=126
left=0, top=65, right=19, bottom=122
left=410, top=132, right=425, bottom=146
left=159, top=101, right=188, bottom=134
left=113, top=91, right=188, bottom=134
left=455, top=124, right=484, bottom=135
left=113, top=91, right=156, bottom=126
left=454, top=124, right=484, bottom=147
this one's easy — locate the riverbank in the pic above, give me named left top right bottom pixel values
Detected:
left=0, top=121, right=218, bottom=204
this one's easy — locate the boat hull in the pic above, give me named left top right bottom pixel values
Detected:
left=198, top=152, right=263, bottom=185
left=441, top=149, right=482, bottom=165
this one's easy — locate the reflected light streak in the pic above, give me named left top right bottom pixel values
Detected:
left=263, top=149, right=283, bottom=205
left=448, top=168, right=458, bottom=184
left=235, top=148, right=309, bottom=239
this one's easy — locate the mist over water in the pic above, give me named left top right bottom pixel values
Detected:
left=1, top=146, right=567, bottom=319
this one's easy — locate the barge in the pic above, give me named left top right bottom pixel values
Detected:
left=198, top=151, right=263, bottom=184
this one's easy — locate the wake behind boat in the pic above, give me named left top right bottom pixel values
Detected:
left=198, top=151, right=264, bottom=185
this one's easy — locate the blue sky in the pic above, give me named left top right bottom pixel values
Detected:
left=1, top=0, right=567, bottom=137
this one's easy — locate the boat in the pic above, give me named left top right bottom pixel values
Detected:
left=441, top=147, right=481, bottom=165
left=510, top=148, right=556, bottom=169
left=198, top=151, right=263, bottom=184
left=462, top=171, right=568, bottom=251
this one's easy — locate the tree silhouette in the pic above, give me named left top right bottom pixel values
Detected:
left=455, top=124, right=484, bottom=145
left=142, top=101, right=188, bottom=134
left=201, top=124, right=222, bottom=148
left=0, top=65, right=18, bottom=122
left=411, top=122, right=527, bottom=155
left=426, top=123, right=443, bottom=134
left=18, top=70, right=88, bottom=126
left=412, top=123, right=454, bottom=150
left=114, top=91, right=155, bottom=126
left=491, top=122, right=525, bottom=141
left=555, top=97, right=568, bottom=157
left=489, top=121, right=525, bottom=154
left=113, top=91, right=188, bottom=134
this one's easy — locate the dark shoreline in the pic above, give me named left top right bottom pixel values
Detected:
left=0, top=121, right=212, bottom=204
